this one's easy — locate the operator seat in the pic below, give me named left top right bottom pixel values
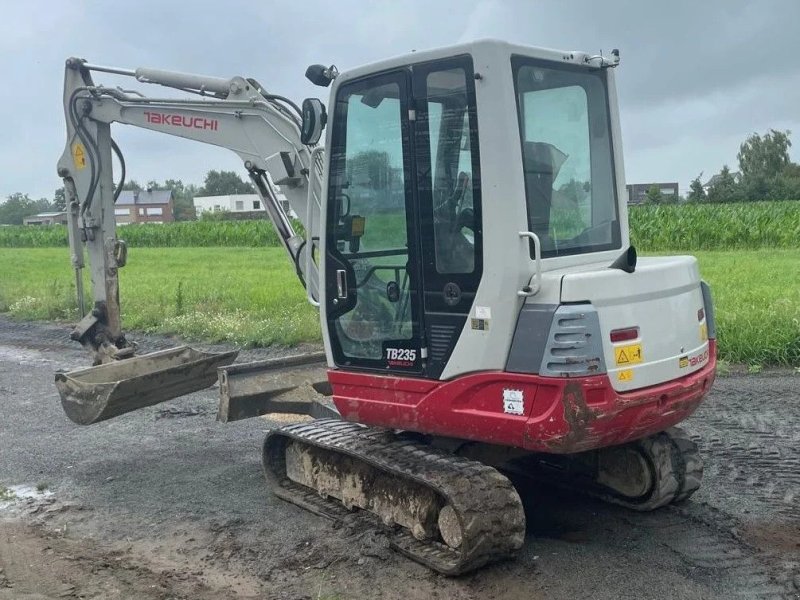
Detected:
left=522, top=141, right=564, bottom=241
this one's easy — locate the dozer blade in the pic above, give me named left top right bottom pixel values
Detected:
left=55, top=346, right=238, bottom=425
left=217, top=352, right=335, bottom=423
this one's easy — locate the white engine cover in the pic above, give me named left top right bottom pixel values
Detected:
left=560, top=256, right=711, bottom=392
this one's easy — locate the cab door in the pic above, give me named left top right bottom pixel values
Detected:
left=413, top=56, right=483, bottom=379
left=325, top=71, right=425, bottom=373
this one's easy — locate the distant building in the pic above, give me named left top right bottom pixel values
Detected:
left=626, top=182, right=679, bottom=205
left=194, top=194, right=264, bottom=215
left=23, top=211, right=68, bottom=226
left=194, top=193, right=296, bottom=219
left=703, top=172, right=741, bottom=192
left=115, top=189, right=174, bottom=224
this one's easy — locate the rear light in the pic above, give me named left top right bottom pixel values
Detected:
left=697, top=308, right=705, bottom=321
left=610, top=327, right=639, bottom=343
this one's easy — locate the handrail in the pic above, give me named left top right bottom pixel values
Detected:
left=305, top=146, right=324, bottom=307
left=518, top=231, right=542, bottom=297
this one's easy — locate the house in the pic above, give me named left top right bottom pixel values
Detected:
left=23, top=211, right=68, bottom=225
left=703, top=172, right=741, bottom=192
left=115, top=189, right=174, bottom=223
left=194, top=193, right=296, bottom=219
left=194, top=194, right=264, bottom=215
left=625, top=182, right=679, bottom=205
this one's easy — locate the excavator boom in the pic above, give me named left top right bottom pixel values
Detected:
left=55, top=57, right=327, bottom=420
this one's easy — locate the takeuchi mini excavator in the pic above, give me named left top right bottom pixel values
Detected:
left=55, top=40, right=716, bottom=574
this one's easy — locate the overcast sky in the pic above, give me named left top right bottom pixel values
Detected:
left=2, top=0, right=799, bottom=200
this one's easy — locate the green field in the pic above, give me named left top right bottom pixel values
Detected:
left=0, top=247, right=797, bottom=364
left=0, top=247, right=320, bottom=347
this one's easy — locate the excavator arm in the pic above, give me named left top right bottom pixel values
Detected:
left=56, top=58, right=326, bottom=364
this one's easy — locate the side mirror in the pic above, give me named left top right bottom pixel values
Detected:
left=301, top=98, right=327, bottom=145
left=305, top=64, right=336, bottom=87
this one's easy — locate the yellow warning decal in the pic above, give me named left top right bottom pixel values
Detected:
left=617, top=369, right=634, bottom=382
left=72, top=143, right=87, bottom=170
left=614, top=343, right=643, bottom=366
left=700, top=323, right=708, bottom=341
left=679, top=356, right=689, bottom=368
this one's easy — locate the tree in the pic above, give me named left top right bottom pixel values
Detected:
left=686, top=175, right=706, bottom=202
left=737, top=129, right=792, bottom=181
left=53, top=187, right=67, bottom=211
left=122, top=180, right=143, bottom=191
left=0, top=193, right=53, bottom=225
left=706, top=165, right=739, bottom=203
left=199, top=170, right=254, bottom=196
left=644, top=184, right=663, bottom=204
left=163, top=179, right=198, bottom=221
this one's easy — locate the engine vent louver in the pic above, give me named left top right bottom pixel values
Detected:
left=539, top=305, right=606, bottom=377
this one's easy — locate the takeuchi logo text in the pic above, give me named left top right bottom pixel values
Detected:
left=143, top=112, right=219, bottom=131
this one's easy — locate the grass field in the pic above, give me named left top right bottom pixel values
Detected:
left=0, top=247, right=320, bottom=347
left=0, top=247, right=797, bottom=364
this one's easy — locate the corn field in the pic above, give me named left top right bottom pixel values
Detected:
left=629, top=200, right=800, bottom=250
left=0, top=220, right=288, bottom=248
left=0, top=201, right=797, bottom=250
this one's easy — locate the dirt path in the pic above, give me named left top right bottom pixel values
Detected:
left=0, top=316, right=797, bottom=599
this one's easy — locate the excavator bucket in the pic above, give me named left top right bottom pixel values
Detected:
left=55, top=346, right=238, bottom=425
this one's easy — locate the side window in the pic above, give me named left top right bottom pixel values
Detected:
left=422, top=67, right=479, bottom=274
left=514, top=59, right=619, bottom=257
left=520, top=85, right=590, bottom=241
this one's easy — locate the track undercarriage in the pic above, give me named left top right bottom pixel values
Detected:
left=263, top=419, right=703, bottom=575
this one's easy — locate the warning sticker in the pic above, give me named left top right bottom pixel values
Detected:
left=700, top=323, right=708, bottom=341
left=614, top=343, right=643, bottom=366
left=72, top=143, right=86, bottom=170
left=617, top=369, right=634, bottom=382
left=679, top=356, right=689, bottom=368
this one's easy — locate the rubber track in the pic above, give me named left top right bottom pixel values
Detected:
left=571, top=427, right=704, bottom=512
left=262, top=419, right=526, bottom=575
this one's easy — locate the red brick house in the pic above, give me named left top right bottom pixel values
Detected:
left=115, top=189, right=174, bottom=223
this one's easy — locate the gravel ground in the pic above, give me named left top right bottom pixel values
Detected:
left=0, top=316, right=797, bottom=600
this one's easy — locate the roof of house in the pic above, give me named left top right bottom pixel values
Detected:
left=193, top=194, right=260, bottom=202
left=704, top=172, right=741, bottom=187
left=117, top=189, right=173, bottom=206
left=27, top=212, right=67, bottom=218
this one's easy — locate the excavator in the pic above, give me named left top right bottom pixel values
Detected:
left=54, top=39, right=716, bottom=575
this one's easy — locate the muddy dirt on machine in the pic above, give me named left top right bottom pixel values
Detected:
left=262, top=420, right=526, bottom=575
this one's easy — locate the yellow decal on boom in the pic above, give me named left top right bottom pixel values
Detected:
left=617, top=369, right=634, bottom=382
left=700, top=323, right=708, bottom=341
left=614, top=343, right=643, bottom=366
left=72, top=143, right=87, bottom=170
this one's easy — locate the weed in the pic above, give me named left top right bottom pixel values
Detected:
left=0, top=485, right=14, bottom=501
left=36, top=482, right=49, bottom=493
left=175, top=281, right=184, bottom=316
left=748, top=364, right=764, bottom=374
left=716, top=359, right=731, bottom=376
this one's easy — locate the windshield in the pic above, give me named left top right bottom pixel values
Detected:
left=512, top=57, right=620, bottom=258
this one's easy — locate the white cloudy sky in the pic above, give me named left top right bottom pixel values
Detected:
left=2, top=0, right=799, bottom=200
